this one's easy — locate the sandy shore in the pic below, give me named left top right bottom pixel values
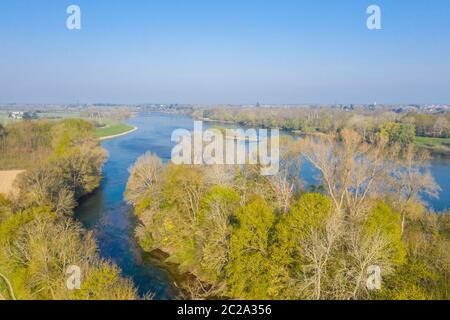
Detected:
left=0, top=170, right=24, bottom=196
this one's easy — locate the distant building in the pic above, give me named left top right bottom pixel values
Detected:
left=8, top=111, right=37, bottom=119
left=9, top=111, right=24, bottom=119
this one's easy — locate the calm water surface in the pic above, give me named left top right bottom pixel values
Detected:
left=75, top=113, right=196, bottom=299
left=75, top=112, right=450, bottom=299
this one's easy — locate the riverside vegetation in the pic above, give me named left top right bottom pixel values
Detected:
left=126, top=130, right=449, bottom=300
left=0, top=119, right=137, bottom=300
left=195, top=107, right=450, bottom=153
left=1, top=116, right=449, bottom=300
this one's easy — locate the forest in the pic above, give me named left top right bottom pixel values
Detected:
left=0, top=119, right=136, bottom=300
left=126, top=129, right=449, bottom=300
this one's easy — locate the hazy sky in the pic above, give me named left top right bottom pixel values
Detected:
left=0, top=0, right=449, bottom=104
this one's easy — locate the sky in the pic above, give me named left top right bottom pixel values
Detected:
left=0, top=0, right=449, bottom=104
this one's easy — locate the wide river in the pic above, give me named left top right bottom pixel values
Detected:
left=75, top=112, right=450, bottom=299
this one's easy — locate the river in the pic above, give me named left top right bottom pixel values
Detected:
left=75, top=112, right=450, bottom=299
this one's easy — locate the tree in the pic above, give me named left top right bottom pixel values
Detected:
left=52, top=141, right=107, bottom=199
left=11, top=118, right=106, bottom=213
left=433, top=117, right=449, bottom=137
left=0, top=208, right=137, bottom=300
left=51, top=119, right=96, bottom=155
left=299, top=128, right=392, bottom=216
left=267, top=136, right=302, bottom=213
left=74, top=262, right=137, bottom=300
left=0, top=118, right=136, bottom=300
left=270, top=196, right=406, bottom=300
left=197, top=186, right=240, bottom=286
left=16, top=164, right=76, bottom=215
left=163, top=164, right=207, bottom=222
left=145, top=165, right=208, bottom=271
left=289, top=194, right=337, bottom=299
left=226, top=198, right=275, bottom=299
left=270, top=193, right=335, bottom=299
left=381, top=122, right=416, bottom=148
left=392, top=145, right=440, bottom=235
left=345, top=202, right=406, bottom=299
left=125, top=152, right=163, bottom=206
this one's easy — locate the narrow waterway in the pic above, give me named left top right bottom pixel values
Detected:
left=75, top=113, right=197, bottom=299
left=75, top=112, right=450, bottom=299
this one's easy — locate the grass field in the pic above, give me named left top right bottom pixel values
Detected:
left=95, top=123, right=135, bottom=139
left=415, top=136, right=450, bottom=153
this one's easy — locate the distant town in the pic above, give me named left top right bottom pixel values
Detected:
left=1, top=102, right=449, bottom=119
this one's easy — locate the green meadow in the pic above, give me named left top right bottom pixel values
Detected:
left=95, top=122, right=135, bottom=138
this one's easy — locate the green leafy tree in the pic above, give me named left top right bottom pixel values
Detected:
left=270, top=193, right=334, bottom=299
left=152, top=165, right=207, bottom=271
left=364, top=202, right=406, bottom=266
left=226, top=197, right=275, bottom=299
left=73, top=262, right=137, bottom=300
left=0, top=208, right=137, bottom=300
left=381, top=122, right=416, bottom=148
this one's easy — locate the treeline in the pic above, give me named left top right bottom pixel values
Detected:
left=0, top=121, right=53, bottom=170
left=402, top=112, right=450, bottom=138
left=194, top=107, right=450, bottom=140
left=0, top=119, right=137, bottom=300
left=126, top=131, right=449, bottom=300
left=195, top=107, right=348, bottom=133
left=80, top=106, right=132, bottom=126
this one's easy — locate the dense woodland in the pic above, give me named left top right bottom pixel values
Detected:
left=0, top=120, right=136, bottom=300
left=126, top=130, right=449, bottom=300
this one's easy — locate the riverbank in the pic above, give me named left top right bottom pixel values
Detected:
left=415, top=136, right=450, bottom=154
left=97, top=124, right=137, bottom=140
left=203, top=117, right=450, bottom=155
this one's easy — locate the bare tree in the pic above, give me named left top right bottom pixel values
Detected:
left=295, top=214, right=343, bottom=300
left=299, top=129, right=392, bottom=216
left=178, top=278, right=222, bottom=300
left=346, top=228, right=392, bottom=299
left=203, top=164, right=236, bottom=187
left=268, top=136, right=302, bottom=213
left=125, top=152, right=163, bottom=205
left=392, top=145, right=440, bottom=235
left=54, top=188, right=76, bottom=215
left=433, top=117, right=448, bottom=137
